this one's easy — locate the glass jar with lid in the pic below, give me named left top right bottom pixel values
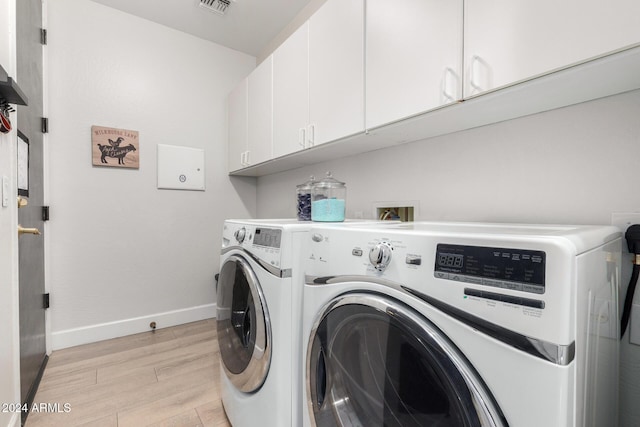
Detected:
left=311, top=172, right=346, bottom=222
left=296, top=175, right=316, bottom=221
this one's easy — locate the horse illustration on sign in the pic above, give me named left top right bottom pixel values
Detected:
left=91, top=126, right=140, bottom=169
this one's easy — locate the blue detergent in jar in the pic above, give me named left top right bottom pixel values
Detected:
left=312, top=198, right=345, bottom=222
left=311, top=172, right=346, bottom=222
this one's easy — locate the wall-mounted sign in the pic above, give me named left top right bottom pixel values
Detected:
left=17, top=130, right=29, bottom=197
left=91, top=125, right=139, bottom=169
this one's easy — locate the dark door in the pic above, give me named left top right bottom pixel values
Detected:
left=307, top=293, right=507, bottom=427
left=16, top=0, right=47, bottom=417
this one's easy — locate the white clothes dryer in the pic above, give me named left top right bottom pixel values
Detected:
left=301, top=221, right=621, bottom=427
left=217, top=219, right=397, bottom=427
left=218, top=219, right=311, bottom=427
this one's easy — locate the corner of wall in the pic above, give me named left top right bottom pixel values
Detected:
left=255, top=0, right=329, bottom=64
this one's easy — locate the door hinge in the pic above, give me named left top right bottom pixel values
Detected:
left=41, top=117, right=48, bottom=133
left=42, top=206, right=50, bottom=221
left=43, top=293, right=50, bottom=309
left=40, top=28, right=47, bottom=45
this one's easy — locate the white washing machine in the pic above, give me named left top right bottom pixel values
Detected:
left=301, top=221, right=621, bottom=427
left=217, top=219, right=397, bottom=427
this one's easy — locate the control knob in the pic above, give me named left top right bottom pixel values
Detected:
left=234, top=227, right=247, bottom=244
left=369, top=242, right=393, bottom=272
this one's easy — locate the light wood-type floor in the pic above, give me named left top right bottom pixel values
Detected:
left=25, top=319, right=231, bottom=427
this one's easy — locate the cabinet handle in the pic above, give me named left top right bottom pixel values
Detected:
left=469, top=55, right=484, bottom=94
left=299, top=128, right=306, bottom=148
left=245, top=150, right=250, bottom=165
left=308, top=124, right=315, bottom=146
left=241, top=151, right=250, bottom=166
left=442, top=67, right=457, bottom=103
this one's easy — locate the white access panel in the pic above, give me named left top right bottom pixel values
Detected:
left=157, top=144, right=205, bottom=191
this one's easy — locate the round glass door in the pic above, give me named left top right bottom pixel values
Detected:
left=217, top=254, right=271, bottom=393
left=307, top=293, right=506, bottom=427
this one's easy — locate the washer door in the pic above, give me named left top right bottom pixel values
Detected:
left=217, top=254, right=271, bottom=393
left=307, top=293, right=507, bottom=427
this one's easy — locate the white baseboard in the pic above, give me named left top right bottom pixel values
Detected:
left=51, top=304, right=216, bottom=350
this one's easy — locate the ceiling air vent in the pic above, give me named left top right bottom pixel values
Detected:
left=199, top=0, right=233, bottom=15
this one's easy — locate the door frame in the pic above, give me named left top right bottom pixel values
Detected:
left=0, top=1, right=25, bottom=425
left=42, top=0, right=51, bottom=357
left=16, top=0, right=50, bottom=422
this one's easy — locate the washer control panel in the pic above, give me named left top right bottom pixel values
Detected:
left=434, top=244, right=546, bottom=294
left=304, top=223, right=620, bottom=348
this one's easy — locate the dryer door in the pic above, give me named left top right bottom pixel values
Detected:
left=217, top=254, right=271, bottom=393
left=307, top=293, right=507, bottom=427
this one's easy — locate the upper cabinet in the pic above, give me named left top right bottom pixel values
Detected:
left=464, top=0, right=640, bottom=97
left=308, top=0, right=365, bottom=147
left=366, top=0, right=463, bottom=130
left=234, top=0, right=365, bottom=172
left=273, top=22, right=309, bottom=159
left=228, top=77, right=248, bottom=172
left=228, top=58, right=273, bottom=172
left=228, top=0, right=640, bottom=175
left=247, top=56, right=273, bottom=166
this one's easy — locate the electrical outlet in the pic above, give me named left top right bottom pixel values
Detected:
left=611, top=212, right=640, bottom=237
left=2, top=176, right=8, bottom=207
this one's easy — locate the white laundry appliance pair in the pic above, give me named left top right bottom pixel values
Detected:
left=216, top=219, right=396, bottom=427
left=301, top=221, right=621, bottom=427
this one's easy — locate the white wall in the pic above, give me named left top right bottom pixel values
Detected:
left=0, top=0, right=22, bottom=425
left=258, top=90, right=640, bottom=224
left=256, top=89, right=640, bottom=426
left=47, top=0, right=256, bottom=349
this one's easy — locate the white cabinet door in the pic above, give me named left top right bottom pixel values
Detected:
left=273, top=22, right=309, bottom=158
left=309, top=0, right=364, bottom=146
left=228, top=78, right=247, bottom=172
left=247, top=56, right=273, bottom=166
left=366, top=0, right=463, bottom=129
left=464, top=0, right=640, bottom=97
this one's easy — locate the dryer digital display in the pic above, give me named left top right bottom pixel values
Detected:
left=254, top=228, right=282, bottom=249
left=434, top=244, right=546, bottom=294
